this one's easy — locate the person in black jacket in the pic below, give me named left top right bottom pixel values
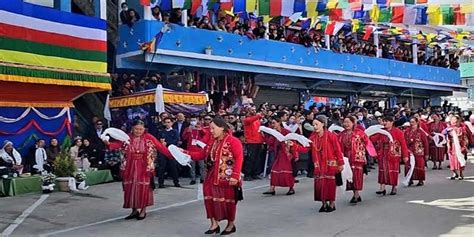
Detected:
left=302, top=111, right=315, bottom=178
left=156, top=118, right=181, bottom=188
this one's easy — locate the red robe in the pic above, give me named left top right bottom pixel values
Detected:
left=377, top=127, right=409, bottom=186
left=447, top=125, right=469, bottom=171
left=300, top=130, right=344, bottom=202
left=109, top=133, right=171, bottom=209
left=186, top=133, right=244, bottom=222
left=268, top=128, right=299, bottom=188
left=182, top=127, right=209, bottom=153
left=339, top=128, right=368, bottom=191
left=404, top=128, right=429, bottom=181
left=428, top=122, right=447, bottom=162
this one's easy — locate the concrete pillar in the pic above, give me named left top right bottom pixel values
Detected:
left=374, top=32, right=380, bottom=58
left=182, top=9, right=188, bottom=27
left=54, top=0, right=71, bottom=12
left=264, top=22, right=269, bottom=40
left=325, top=34, right=330, bottom=50
left=93, top=0, right=107, bottom=20
left=412, top=43, right=418, bottom=64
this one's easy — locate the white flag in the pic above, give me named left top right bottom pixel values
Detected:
left=104, top=94, right=111, bottom=122
left=155, top=84, right=166, bottom=113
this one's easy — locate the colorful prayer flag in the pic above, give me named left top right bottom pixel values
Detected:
left=363, top=25, right=374, bottom=40
left=391, top=6, right=404, bottom=23
left=282, top=0, right=295, bottom=16
left=270, top=0, right=282, bottom=16
left=234, top=0, right=246, bottom=13
left=172, top=0, right=185, bottom=8
left=329, top=8, right=343, bottom=21
left=140, top=0, right=150, bottom=6
left=306, top=0, right=318, bottom=18
left=325, top=21, right=344, bottom=35
left=221, top=0, right=233, bottom=11
left=293, top=0, right=306, bottom=13
left=246, top=0, right=257, bottom=12
left=403, top=6, right=416, bottom=24
left=258, top=0, right=270, bottom=15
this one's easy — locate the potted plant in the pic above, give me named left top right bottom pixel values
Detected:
left=74, top=171, right=88, bottom=190
left=204, top=46, right=213, bottom=55
left=41, top=173, right=56, bottom=193
left=53, top=152, right=77, bottom=192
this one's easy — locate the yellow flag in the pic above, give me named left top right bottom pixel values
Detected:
left=310, top=17, right=318, bottom=28
left=306, top=0, right=318, bottom=18
left=246, top=0, right=257, bottom=12
left=263, top=15, right=272, bottom=23
left=427, top=5, right=442, bottom=25
left=352, top=19, right=360, bottom=33
left=426, top=33, right=436, bottom=42
left=460, top=4, right=473, bottom=14
left=371, top=4, right=380, bottom=22
left=327, top=0, right=338, bottom=9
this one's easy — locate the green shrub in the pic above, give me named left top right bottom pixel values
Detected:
left=53, top=151, right=77, bottom=177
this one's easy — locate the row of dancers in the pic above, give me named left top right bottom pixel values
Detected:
left=103, top=112, right=469, bottom=235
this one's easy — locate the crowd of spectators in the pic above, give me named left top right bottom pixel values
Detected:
left=117, top=2, right=464, bottom=71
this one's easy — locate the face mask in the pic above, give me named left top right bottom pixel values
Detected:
left=123, top=7, right=128, bottom=11
left=300, top=118, right=305, bottom=123
left=289, top=119, right=296, bottom=124
left=190, top=121, right=197, bottom=127
left=358, top=116, right=363, bottom=121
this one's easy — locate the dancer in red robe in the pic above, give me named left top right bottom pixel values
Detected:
left=299, top=115, right=344, bottom=213
left=428, top=114, right=447, bottom=170
left=106, top=120, right=172, bottom=220
left=375, top=115, right=409, bottom=196
left=404, top=117, right=429, bottom=186
left=263, top=117, right=299, bottom=196
left=339, top=116, right=370, bottom=204
left=446, top=115, right=468, bottom=180
left=184, top=117, right=243, bottom=235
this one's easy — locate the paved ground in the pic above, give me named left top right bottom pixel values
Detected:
left=1, top=158, right=473, bottom=237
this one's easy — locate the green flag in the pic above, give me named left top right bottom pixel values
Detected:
left=207, top=0, right=217, bottom=10
left=404, top=0, right=415, bottom=4
left=183, top=0, right=191, bottom=9
left=258, top=0, right=270, bottom=16
left=378, top=8, right=392, bottom=22
left=441, top=5, right=454, bottom=25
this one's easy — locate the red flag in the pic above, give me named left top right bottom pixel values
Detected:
left=363, top=26, right=373, bottom=40
left=329, top=9, right=343, bottom=21
left=325, top=21, right=344, bottom=35
left=221, top=0, right=233, bottom=11
left=270, top=0, right=282, bottom=17
left=454, top=5, right=466, bottom=25
left=191, top=0, right=202, bottom=15
left=391, top=6, right=404, bottom=23
left=140, top=0, right=150, bottom=6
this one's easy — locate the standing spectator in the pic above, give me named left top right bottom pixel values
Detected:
left=173, top=113, right=189, bottom=145
left=302, top=111, right=315, bottom=177
left=170, top=9, right=183, bottom=25
left=243, top=106, right=264, bottom=181
left=127, top=9, right=141, bottom=27
left=182, top=115, right=208, bottom=184
left=87, top=120, right=106, bottom=164
left=157, top=118, right=181, bottom=188
left=151, top=6, right=162, bottom=21
left=32, top=139, right=49, bottom=173
left=119, top=2, right=130, bottom=24
left=253, top=21, right=266, bottom=39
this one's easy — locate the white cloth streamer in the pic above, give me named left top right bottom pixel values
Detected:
left=169, top=145, right=192, bottom=167
left=259, top=126, right=311, bottom=147
left=402, top=154, right=415, bottom=187
left=328, top=124, right=344, bottom=133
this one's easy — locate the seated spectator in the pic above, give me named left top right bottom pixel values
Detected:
left=0, top=140, right=23, bottom=174
left=70, top=137, right=86, bottom=169
left=162, top=12, right=171, bottom=23
left=81, top=138, right=100, bottom=168
left=46, top=138, right=61, bottom=165
left=136, top=79, right=146, bottom=92
left=215, top=18, right=227, bottom=32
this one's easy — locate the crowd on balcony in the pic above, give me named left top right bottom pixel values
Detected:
left=119, top=3, right=463, bottom=70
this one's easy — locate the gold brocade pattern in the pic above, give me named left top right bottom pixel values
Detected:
left=390, top=141, right=402, bottom=157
